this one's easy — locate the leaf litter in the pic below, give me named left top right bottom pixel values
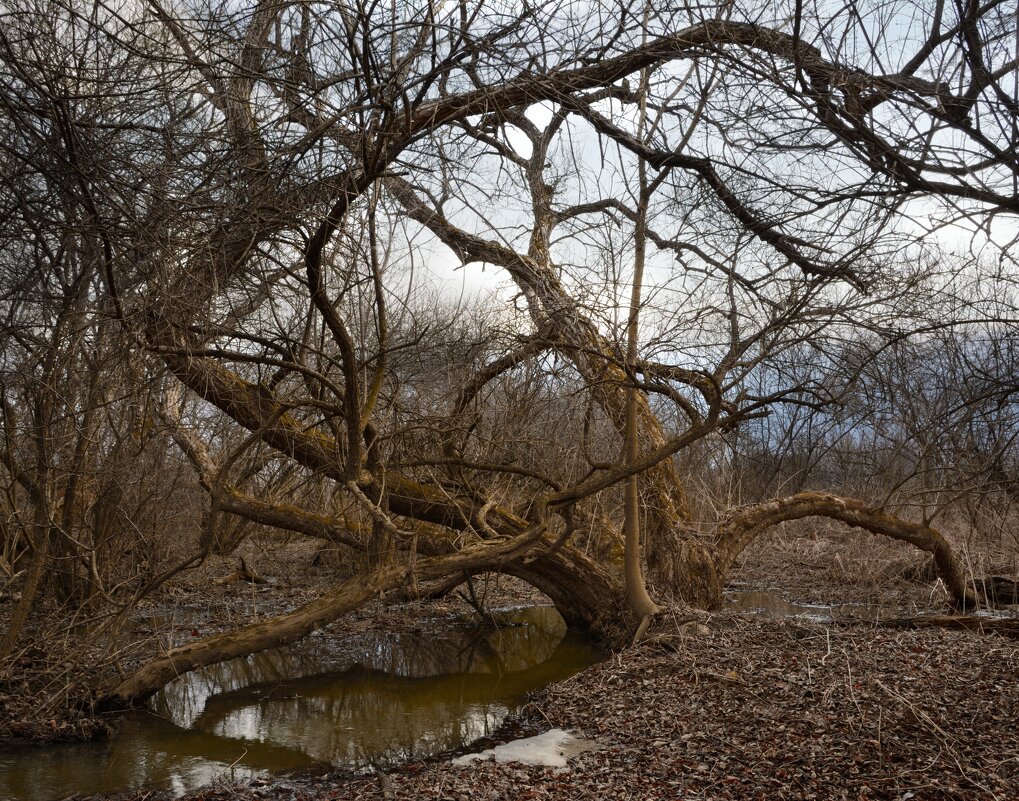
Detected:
left=73, top=608, right=1018, bottom=801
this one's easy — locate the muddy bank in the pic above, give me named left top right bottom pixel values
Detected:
left=5, top=534, right=1019, bottom=800
left=58, top=607, right=1019, bottom=801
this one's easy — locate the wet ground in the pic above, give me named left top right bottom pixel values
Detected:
left=3, top=534, right=1018, bottom=801
left=0, top=607, right=601, bottom=801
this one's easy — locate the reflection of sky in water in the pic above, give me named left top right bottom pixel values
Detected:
left=154, top=607, right=568, bottom=729
left=0, top=727, right=264, bottom=801
left=0, top=607, right=600, bottom=801
left=213, top=695, right=507, bottom=765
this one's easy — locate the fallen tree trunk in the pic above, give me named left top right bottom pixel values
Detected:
left=882, top=614, right=1019, bottom=638
left=98, top=486, right=982, bottom=708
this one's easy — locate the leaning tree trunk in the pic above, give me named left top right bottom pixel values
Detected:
left=99, top=526, right=622, bottom=709
left=504, top=542, right=623, bottom=631
left=140, top=337, right=980, bottom=712
left=389, top=176, right=697, bottom=597
left=102, top=443, right=979, bottom=709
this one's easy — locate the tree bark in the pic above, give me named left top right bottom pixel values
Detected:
left=714, top=492, right=978, bottom=610
left=622, top=121, right=660, bottom=623
left=100, top=522, right=547, bottom=708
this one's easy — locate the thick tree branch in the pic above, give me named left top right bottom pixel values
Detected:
left=715, top=492, right=978, bottom=610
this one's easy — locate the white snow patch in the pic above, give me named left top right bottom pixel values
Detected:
left=452, top=728, right=596, bottom=768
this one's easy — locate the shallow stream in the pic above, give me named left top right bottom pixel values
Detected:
left=0, top=606, right=600, bottom=801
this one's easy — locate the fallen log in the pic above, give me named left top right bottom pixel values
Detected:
left=883, top=614, right=1019, bottom=638
left=977, top=576, right=1019, bottom=606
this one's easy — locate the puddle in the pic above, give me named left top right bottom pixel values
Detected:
left=0, top=607, right=601, bottom=801
left=725, top=589, right=1018, bottom=623
left=725, top=590, right=888, bottom=622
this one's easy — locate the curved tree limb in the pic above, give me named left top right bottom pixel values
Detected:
left=99, top=515, right=549, bottom=708
left=715, top=492, right=978, bottom=610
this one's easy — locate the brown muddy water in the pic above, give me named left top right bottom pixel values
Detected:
left=724, top=590, right=887, bottom=620
left=724, top=588, right=1019, bottom=621
left=0, top=606, right=601, bottom=801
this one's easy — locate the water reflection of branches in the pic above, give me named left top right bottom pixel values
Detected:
left=198, top=632, right=597, bottom=768
left=153, top=608, right=568, bottom=729
left=2, top=612, right=598, bottom=800
left=0, top=712, right=318, bottom=801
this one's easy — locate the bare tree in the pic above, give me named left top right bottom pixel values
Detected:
left=1, top=0, right=1016, bottom=705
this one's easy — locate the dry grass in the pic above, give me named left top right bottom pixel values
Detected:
left=727, top=513, right=1017, bottom=614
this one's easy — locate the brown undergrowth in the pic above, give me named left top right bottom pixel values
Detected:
left=726, top=521, right=1019, bottom=611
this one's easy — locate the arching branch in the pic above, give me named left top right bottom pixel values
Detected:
left=715, top=492, right=979, bottom=610
left=99, top=516, right=549, bottom=709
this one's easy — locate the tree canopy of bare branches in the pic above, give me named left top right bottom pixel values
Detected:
left=0, top=0, right=1016, bottom=704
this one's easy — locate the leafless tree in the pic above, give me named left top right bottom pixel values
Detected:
left=1, top=0, right=1017, bottom=704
